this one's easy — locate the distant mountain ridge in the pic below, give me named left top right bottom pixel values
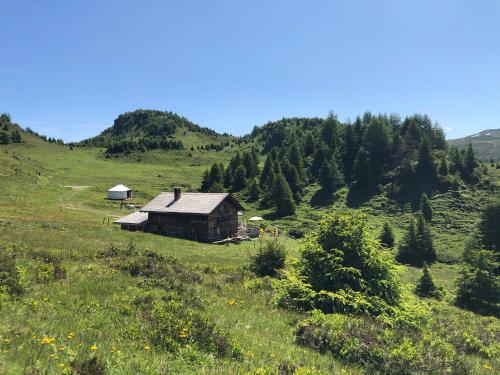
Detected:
left=448, top=129, right=500, bottom=161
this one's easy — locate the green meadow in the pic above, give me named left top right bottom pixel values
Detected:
left=0, top=131, right=499, bottom=374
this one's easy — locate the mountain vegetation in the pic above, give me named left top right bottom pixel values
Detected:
left=0, top=112, right=499, bottom=373
left=78, top=109, right=233, bottom=154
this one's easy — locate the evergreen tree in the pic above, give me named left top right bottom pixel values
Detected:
left=272, top=173, right=296, bottom=217
left=311, top=142, right=329, bottom=179
left=223, top=166, right=232, bottom=188
left=352, top=148, right=376, bottom=188
left=415, top=138, right=437, bottom=183
left=396, top=214, right=436, bottom=266
left=420, top=193, right=433, bottom=222
left=200, top=169, right=210, bottom=192
left=379, top=222, right=395, bottom=248
left=10, top=130, right=22, bottom=143
left=455, top=249, right=499, bottom=317
left=321, top=113, right=338, bottom=150
left=282, top=160, right=303, bottom=201
left=259, top=154, right=275, bottom=189
left=343, top=124, right=359, bottom=182
left=449, top=147, right=463, bottom=175
left=319, top=157, right=343, bottom=193
left=288, top=141, right=306, bottom=181
left=243, top=151, right=259, bottom=178
left=0, top=131, right=10, bottom=144
left=464, top=141, right=478, bottom=176
left=303, top=132, right=316, bottom=156
left=232, top=164, right=247, bottom=191
left=247, top=178, right=261, bottom=202
left=415, top=264, right=443, bottom=299
left=478, top=201, right=500, bottom=251
left=363, top=118, right=390, bottom=178
left=438, top=157, right=448, bottom=176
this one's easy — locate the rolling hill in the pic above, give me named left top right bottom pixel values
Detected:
left=0, top=112, right=499, bottom=373
left=77, top=109, right=236, bottom=153
left=448, top=128, right=500, bottom=161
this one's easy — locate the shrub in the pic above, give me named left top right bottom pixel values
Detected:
left=276, top=210, right=400, bottom=316
left=0, top=245, right=23, bottom=298
left=415, top=264, right=443, bottom=299
left=250, top=239, right=286, bottom=277
left=295, top=311, right=470, bottom=375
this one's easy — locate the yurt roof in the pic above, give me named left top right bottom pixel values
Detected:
left=107, top=184, right=131, bottom=192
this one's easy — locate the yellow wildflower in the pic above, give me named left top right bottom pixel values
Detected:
left=67, top=332, right=75, bottom=340
left=228, top=298, right=237, bottom=305
left=89, top=344, right=97, bottom=351
left=58, top=364, right=65, bottom=368
left=41, top=337, right=56, bottom=345
left=483, top=364, right=492, bottom=370
left=144, top=345, right=151, bottom=350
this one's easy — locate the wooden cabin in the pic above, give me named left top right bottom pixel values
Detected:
left=138, top=188, right=243, bottom=242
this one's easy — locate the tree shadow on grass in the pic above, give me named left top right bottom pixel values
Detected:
left=346, top=184, right=377, bottom=208
left=310, top=189, right=334, bottom=207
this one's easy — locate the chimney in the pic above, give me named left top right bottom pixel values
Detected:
left=173, top=187, right=181, bottom=201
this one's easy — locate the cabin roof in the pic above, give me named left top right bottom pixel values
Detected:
left=141, top=192, right=244, bottom=215
left=107, top=184, right=131, bottom=192
left=114, top=211, right=149, bottom=225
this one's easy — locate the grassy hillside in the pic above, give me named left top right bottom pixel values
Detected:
left=1, top=122, right=499, bottom=373
left=77, top=109, right=236, bottom=154
left=448, top=129, right=500, bottom=161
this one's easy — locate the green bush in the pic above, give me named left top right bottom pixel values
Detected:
left=295, top=311, right=470, bottom=375
left=0, top=245, right=23, bottom=299
left=276, top=210, right=400, bottom=316
left=250, top=239, right=286, bottom=277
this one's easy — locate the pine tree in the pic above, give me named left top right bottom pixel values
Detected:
left=343, top=124, right=359, bottom=182
left=321, top=113, right=338, bottom=150
left=303, top=132, right=316, bottom=157
left=420, top=193, right=433, bottom=222
left=272, top=173, right=296, bottom=217
left=288, top=141, right=306, bottom=181
left=415, top=264, right=443, bottom=299
left=319, top=157, right=343, bottom=193
left=260, top=155, right=275, bottom=189
left=438, top=157, right=448, bottom=176
left=223, top=166, right=232, bottom=188
left=396, top=214, right=436, bottom=266
left=247, top=178, right=261, bottom=202
left=415, top=138, right=437, bottom=183
left=200, top=169, right=210, bottom=192
left=464, top=141, right=478, bottom=176
left=353, top=148, right=375, bottom=188
left=0, top=131, right=10, bottom=144
left=379, top=222, right=395, bottom=248
left=10, top=130, right=21, bottom=143
left=449, top=147, right=463, bottom=175
left=232, top=164, right=247, bottom=191
left=311, top=142, right=329, bottom=179
left=478, top=201, right=500, bottom=251
left=282, top=160, right=303, bottom=201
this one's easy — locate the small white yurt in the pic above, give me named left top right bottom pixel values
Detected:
left=107, top=184, right=133, bottom=200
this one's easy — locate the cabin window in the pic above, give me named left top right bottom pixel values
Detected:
left=219, top=205, right=225, bottom=214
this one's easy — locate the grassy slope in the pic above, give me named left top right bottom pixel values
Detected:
left=0, top=132, right=498, bottom=373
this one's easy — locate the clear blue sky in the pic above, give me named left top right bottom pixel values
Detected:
left=1, top=1, right=499, bottom=142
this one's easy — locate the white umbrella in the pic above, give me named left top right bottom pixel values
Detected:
left=249, top=216, right=264, bottom=221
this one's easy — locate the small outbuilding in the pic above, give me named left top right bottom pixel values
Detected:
left=107, top=184, right=133, bottom=200
left=114, top=211, right=148, bottom=231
